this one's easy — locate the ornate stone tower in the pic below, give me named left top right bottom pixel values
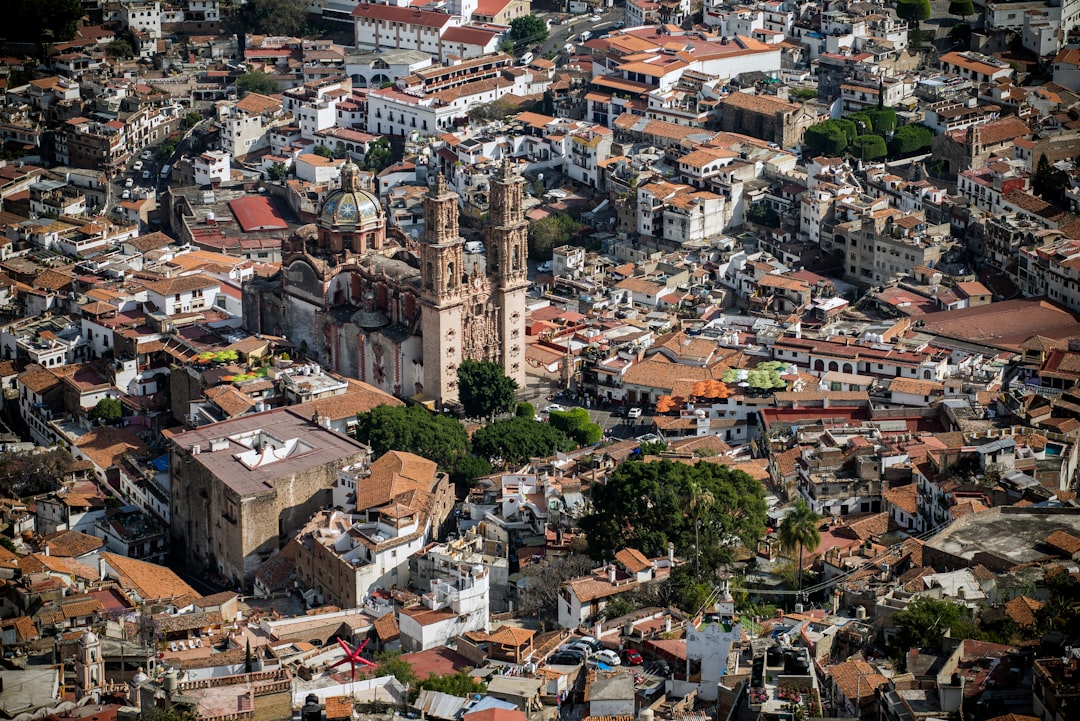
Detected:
left=419, top=174, right=466, bottom=404
left=486, top=159, right=529, bottom=388
left=74, top=629, right=104, bottom=698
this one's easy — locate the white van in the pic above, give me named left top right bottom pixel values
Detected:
left=520, top=52, right=534, bottom=65
left=579, top=30, right=592, bottom=41
left=465, top=241, right=485, bottom=254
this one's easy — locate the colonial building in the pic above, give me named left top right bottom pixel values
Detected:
left=244, top=160, right=528, bottom=407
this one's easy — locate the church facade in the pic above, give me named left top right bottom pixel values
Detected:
left=242, top=161, right=528, bottom=406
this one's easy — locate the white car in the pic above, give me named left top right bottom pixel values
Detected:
left=627, top=407, right=643, bottom=419
left=124, top=177, right=134, bottom=188
left=538, top=260, right=553, bottom=273
left=133, top=160, right=143, bottom=171
left=141, top=150, right=153, bottom=160
left=121, top=189, right=131, bottom=200
left=594, top=649, right=621, bottom=666
left=563, top=43, right=574, bottom=54
left=589, top=14, right=602, bottom=21
left=544, top=404, right=564, bottom=414
left=142, top=170, right=152, bottom=179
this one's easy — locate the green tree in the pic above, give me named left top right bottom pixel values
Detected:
left=948, top=0, right=974, bottom=18
left=0, top=448, right=74, bottom=498
left=804, top=121, right=849, bottom=156
left=848, top=112, right=874, bottom=135
left=450, top=455, right=492, bottom=486
left=362, top=137, right=392, bottom=172
left=353, top=404, right=469, bottom=471
left=528, top=214, right=581, bottom=260
left=89, top=397, right=123, bottom=424
left=867, top=107, right=897, bottom=134
left=183, top=111, right=202, bottom=129
left=106, top=38, right=134, bottom=58
left=852, top=135, right=888, bottom=160
left=246, top=0, right=310, bottom=36
left=313, top=144, right=333, bottom=159
left=777, top=499, right=822, bottom=593
left=457, top=360, right=518, bottom=421
left=508, top=15, right=549, bottom=44
left=471, top=417, right=576, bottom=467
left=268, top=162, right=289, bottom=181
left=892, top=596, right=978, bottom=659
left=516, top=401, right=536, bottom=418
left=375, top=651, right=418, bottom=691
left=548, top=408, right=603, bottom=446
left=419, top=671, right=487, bottom=696
left=789, top=88, right=818, bottom=101
left=0, top=537, right=16, bottom=553
left=897, top=0, right=932, bottom=24
left=746, top=202, right=780, bottom=227
left=887, top=124, right=934, bottom=157
left=580, top=460, right=767, bottom=578
left=11, top=0, right=84, bottom=43
left=235, top=71, right=279, bottom=97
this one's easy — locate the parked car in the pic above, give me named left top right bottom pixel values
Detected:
left=622, top=648, right=643, bottom=665
left=589, top=13, right=602, bottom=21
left=594, top=649, right=621, bottom=666
left=544, top=404, right=564, bottom=414
left=121, top=189, right=131, bottom=199
left=124, top=177, right=134, bottom=188
left=564, top=641, right=594, bottom=657
left=142, top=170, right=152, bottom=180
left=576, top=636, right=604, bottom=652
left=141, top=150, right=153, bottom=160
left=627, top=407, right=643, bottom=419
left=538, top=260, right=553, bottom=273
left=133, top=160, right=143, bottom=171
left=549, top=652, right=584, bottom=665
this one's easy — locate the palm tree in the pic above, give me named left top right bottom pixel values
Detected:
left=778, top=499, right=823, bottom=594
left=687, top=481, right=715, bottom=578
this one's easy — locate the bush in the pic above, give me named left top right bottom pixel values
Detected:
left=897, top=0, right=931, bottom=23
left=948, top=0, right=974, bottom=17
left=516, top=401, right=536, bottom=418
left=848, top=113, right=874, bottom=135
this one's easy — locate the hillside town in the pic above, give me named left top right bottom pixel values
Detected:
left=0, top=1, right=1080, bottom=721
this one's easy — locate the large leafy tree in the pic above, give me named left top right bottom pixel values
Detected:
left=353, top=404, right=468, bottom=471
left=897, top=0, right=932, bottom=24
left=89, top=397, right=123, bottom=424
left=508, top=15, right=549, bottom=44
left=12, top=0, right=84, bottom=43
left=580, top=460, right=767, bottom=578
left=457, top=360, right=518, bottom=421
left=777, top=499, right=822, bottom=593
left=245, top=0, right=310, bottom=36
left=470, top=417, right=576, bottom=467
left=528, top=215, right=581, bottom=260
left=891, top=596, right=978, bottom=659
left=235, top=72, right=280, bottom=97
left=887, top=124, right=934, bottom=157
left=948, top=0, right=974, bottom=19
left=548, top=408, right=603, bottom=446
left=0, top=448, right=74, bottom=498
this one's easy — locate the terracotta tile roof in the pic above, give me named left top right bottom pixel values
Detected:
left=60, top=597, right=104, bottom=619
left=19, top=553, right=99, bottom=581
left=101, top=552, right=200, bottom=602
left=1003, top=595, right=1042, bottom=627
left=18, top=364, right=61, bottom=394
left=42, top=530, right=104, bottom=558
left=1, top=616, right=39, bottom=643
left=614, top=548, right=652, bottom=574
left=75, top=426, right=148, bottom=471
left=829, top=660, right=887, bottom=704
left=374, top=612, right=400, bottom=641
left=354, top=450, right=439, bottom=512
left=140, top=273, right=220, bottom=297
left=234, top=92, right=282, bottom=115
left=1045, top=529, right=1080, bottom=555
left=294, top=378, right=403, bottom=420
left=205, top=384, right=256, bottom=417
left=488, top=624, right=535, bottom=646
left=721, top=90, right=801, bottom=116
left=883, top=484, right=918, bottom=516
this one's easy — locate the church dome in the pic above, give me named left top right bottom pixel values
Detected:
left=319, top=161, right=383, bottom=230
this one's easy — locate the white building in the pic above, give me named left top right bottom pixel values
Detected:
left=295, top=154, right=345, bottom=184
left=683, top=583, right=741, bottom=702
left=141, top=273, right=221, bottom=315
left=366, top=87, right=461, bottom=136
left=398, top=563, right=489, bottom=651
left=193, top=150, right=231, bottom=186
left=121, top=0, right=162, bottom=39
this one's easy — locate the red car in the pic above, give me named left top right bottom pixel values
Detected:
left=622, top=648, right=643, bottom=666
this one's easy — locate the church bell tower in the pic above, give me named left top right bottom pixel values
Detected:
left=487, top=159, right=529, bottom=388
left=419, top=174, right=465, bottom=404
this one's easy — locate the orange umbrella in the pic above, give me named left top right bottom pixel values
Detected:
left=691, top=381, right=707, bottom=398
left=655, top=396, right=675, bottom=413
left=703, top=379, right=725, bottom=398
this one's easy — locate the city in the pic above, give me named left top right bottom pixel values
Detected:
left=0, top=1, right=1078, bottom=721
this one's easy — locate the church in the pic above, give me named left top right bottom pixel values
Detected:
left=243, top=161, right=529, bottom=406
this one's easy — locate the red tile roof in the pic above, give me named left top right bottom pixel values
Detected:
left=228, top=196, right=289, bottom=232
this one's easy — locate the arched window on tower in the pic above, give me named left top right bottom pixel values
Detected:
left=447, top=262, right=455, bottom=288
left=513, top=246, right=520, bottom=271
left=426, top=262, right=434, bottom=290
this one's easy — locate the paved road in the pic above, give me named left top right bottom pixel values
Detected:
left=536, top=7, right=625, bottom=57
left=520, top=372, right=655, bottom=442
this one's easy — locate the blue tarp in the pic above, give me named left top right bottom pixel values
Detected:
left=151, top=455, right=169, bottom=472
